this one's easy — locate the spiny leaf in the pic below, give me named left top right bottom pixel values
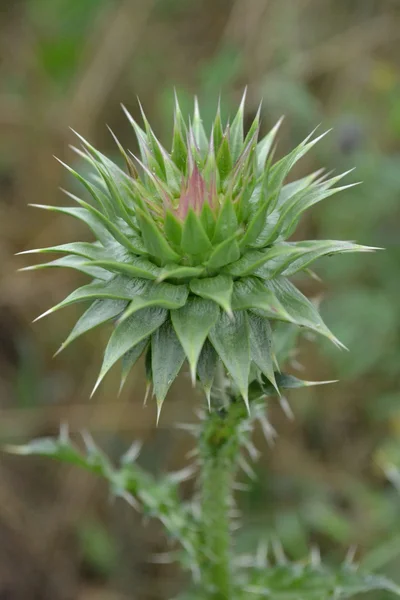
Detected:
left=209, top=311, right=250, bottom=408
left=157, top=264, right=204, bottom=282
left=216, top=129, right=233, bottom=184
left=265, top=128, right=331, bottom=214
left=255, top=240, right=376, bottom=279
left=21, top=255, right=109, bottom=280
left=136, top=209, right=181, bottom=264
left=17, top=242, right=110, bottom=261
left=92, top=307, right=168, bottom=395
left=256, top=116, right=283, bottom=172
left=151, top=320, right=186, bottom=420
left=229, top=89, right=246, bottom=162
left=213, top=100, right=223, bottom=152
left=171, top=297, right=219, bottom=384
left=212, top=196, right=239, bottom=244
left=181, top=209, right=212, bottom=256
left=59, top=189, right=147, bottom=254
left=120, top=338, right=148, bottom=393
left=171, top=92, right=188, bottom=171
left=29, top=205, right=113, bottom=247
left=196, top=340, right=218, bottom=407
left=232, top=277, right=292, bottom=322
left=56, top=299, right=127, bottom=354
left=87, top=257, right=161, bottom=280
left=272, top=372, right=337, bottom=391
left=192, top=97, right=208, bottom=157
left=164, top=211, right=183, bottom=247
left=248, top=313, right=277, bottom=391
left=265, top=277, right=345, bottom=347
left=190, top=275, right=233, bottom=316
left=119, top=281, right=188, bottom=322
left=206, top=236, right=240, bottom=270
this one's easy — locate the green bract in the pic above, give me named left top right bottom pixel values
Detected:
left=21, top=93, right=373, bottom=415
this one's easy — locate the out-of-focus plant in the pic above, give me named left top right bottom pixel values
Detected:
left=7, top=94, right=399, bottom=599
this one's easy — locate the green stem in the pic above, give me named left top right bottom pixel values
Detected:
left=198, top=392, right=249, bottom=599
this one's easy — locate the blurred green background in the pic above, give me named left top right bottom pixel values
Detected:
left=1, top=0, right=400, bottom=598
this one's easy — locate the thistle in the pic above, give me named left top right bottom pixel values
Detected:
left=21, top=92, right=372, bottom=416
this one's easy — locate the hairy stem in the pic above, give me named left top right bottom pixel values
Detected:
left=198, top=394, right=249, bottom=599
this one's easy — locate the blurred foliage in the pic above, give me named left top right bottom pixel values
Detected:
left=1, top=0, right=400, bottom=598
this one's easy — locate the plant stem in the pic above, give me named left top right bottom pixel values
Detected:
left=198, top=392, right=249, bottom=599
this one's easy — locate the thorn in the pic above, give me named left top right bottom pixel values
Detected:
left=149, top=551, right=176, bottom=564
left=81, top=429, right=97, bottom=454
left=59, top=422, right=70, bottom=444
left=238, top=455, right=256, bottom=480
left=121, top=441, right=142, bottom=465
left=256, top=541, right=269, bottom=568
left=168, top=464, right=197, bottom=483
left=233, top=482, right=250, bottom=491
left=143, top=382, right=151, bottom=406
left=344, top=545, right=357, bottom=567
left=116, top=488, right=140, bottom=511
left=258, top=414, right=278, bottom=447
left=278, top=395, right=294, bottom=420
left=156, top=400, right=163, bottom=426
left=310, top=544, right=321, bottom=567
left=271, top=537, right=287, bottom=565
left=244, top=440, right=260, bottom=461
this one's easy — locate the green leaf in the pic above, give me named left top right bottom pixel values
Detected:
left=229, top=89, right=246, bottom=162
left=212, top=196, right=238, bottom=244
left=34, top=276, right=146, bottom=322
left=136, top=209, right=180, bottom=264
left=119, top=281, right=188, bottom=322
left=262, top=173, right=357, bottom=245
left=181, top=209, right=212, bottom=256
left=280, top=240, right=375, bottom=277
left=200, top=199, right=216, bottom=240
left=171, top=94, right=188, bottom=172
left=61, top=191, right=147, bottom=254
left=256, top=117, right=283, bottom=172
left=196, top=340, right=218, bottom=406
left=239, top=198, right=270, bottom=248
left=30, top=205, right=114, bottom=246
left=232, top=277, right=292, bottom=322
left=265, top=277, right=344, bottom=347
left=206, top=236, right=240, bottom=270
left=213, top=101, right=224, bottom=152
left=263, top=128, right=330, bottom=214
left=21, top=255, right=109, bottom=280
left=171, top=297, right=219, bottom=383
left=57, top=299, right=127, bottom=354
left=120, top=338, right=148, bottom=393
left=151, top=320, right=186, bottom=419
left=216, top=130, right=233, bottom=184
left=261, top=372, right=337, bottom=395
left=164, top=210, right=183, bottom=247
left=209, top=311, right=250, bottom=407
left=18, top=242, right=110, bottom=261
left=92, top=307, right=168, bottom=395
left=192, top=97, right=208, bottom=157
left=247, top=313, right=277, bottom=390
left=226, top=247, right=297, bottom=277
left=190, top=275, right=233, bottom=316
left=87, top=257, right=161, bottom=280
left=157, top=264, right=205, bottom=282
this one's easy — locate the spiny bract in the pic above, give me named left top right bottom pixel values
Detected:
left=21, top=92, right=373, bottom=415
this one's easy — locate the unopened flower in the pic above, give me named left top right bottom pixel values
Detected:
left=21, top=92, right=373, bottom=415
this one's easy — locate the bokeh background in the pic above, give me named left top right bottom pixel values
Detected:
left=1, top=0, right=400, bottom=598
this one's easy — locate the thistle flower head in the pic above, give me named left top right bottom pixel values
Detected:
left=21, top=92, right=373, bottom=415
